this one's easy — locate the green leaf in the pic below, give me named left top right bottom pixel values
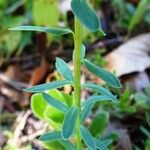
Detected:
left=71, top=0, right=105, bottom=34
left=9, top=26, right=73, bottom=35
left=59, top=140, right=75, bottom=150
left=81, top=103, right=94, bottom=121
left=80, top=125, right=96, bottom=150
left=94, top=138, right=108, bottom=150
left=83, top=83, right=118, bottom=102
left=42, top=93, right=69, bottom=113
left=31, top=93, right=48, bottom=120
left=24, top=80, right=72, bottom=93
left=83, top=59, right=122, bottom=88
left=43, top=141, right=65, bottom=150
left=82, top=95, right=114, bottom=108
left=62, top=106, right=79, bottom=139
left=56, top=58, right=74, bottom=82
left=43, top=90, right=73, bottom=129
left=89, top=111, right=109, bottom=136
left=39, top=131, right=62, bottom=141
left=48, top=89, right=73, bottom=107
left=44, top=107, right=64, bottom=128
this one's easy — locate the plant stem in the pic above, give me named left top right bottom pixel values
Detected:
left=73, top=17, right=83, bottom=150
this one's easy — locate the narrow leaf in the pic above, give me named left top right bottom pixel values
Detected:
left=24, top=80, right=72, bottom=93
left=71, top=0, right=105, bottom=33
left=94, top=138, right=108, bottom=150
left=56, top=58, right=74, bottom=82
left=82, top=95, right=114, bottom=108
left=42, top=93, right=69, bottom=113
left=81, top=103, right=94, bottom=121
left=80, top=125, right=96, bottom=150
left=83, top=59, right=122, bottom=88
left=39, top=131, right=62, bottom=141
left=9, top=26, right=73, bottom=35
left=83, top=83, right=118, bottom=102
left=62, top=106, right=79, bottom=139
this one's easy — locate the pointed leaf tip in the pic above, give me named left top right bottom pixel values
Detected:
left=56, top=58, right=74, bottom=82
left=23, top=80, right=72, bottom=93
left=39, top=131, right=62, bottom=141
left=71, top=0, right=104, bottom=33
left=9, top=26, right=73, bottom=35
left=83, top=59, right=122, bottom=88
left=80, top=125, right=96, bottom=149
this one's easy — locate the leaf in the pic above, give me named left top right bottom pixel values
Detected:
left=43, top=141, right=65, bottom=150
left=48, top=89, right=73, bottom=107
left=71, top=0, right=105, bottom=34
left=39, top=131, right=62, bottom=141
left=42, top=93, right=69, bottom=113
left=24, top=80, right=72, bottom=93
left=83, top=83, right=118, bottom=102
left=9, top=26, right=73, bottom=35
left=89, top=111, right=109, bottom=136
left=82, top=95, right=114, bottom=108
left=62, top=106, right=79, bottom=139
left=94, top=138, right=108, bottom=150
left=80, top=125, right=96, bottom=150
left=55, top=58, right=74, bottom=82
left=83, top=59, right=121, bottom=88
left=43, top=90, right=73, bottom=128
left=44, top=107, right=64, bottom=128
left=31, top=93, right=48, bottom=120
left=59, top=140, right=76, bottom=150
left=81, top=103, right=94, bottom=121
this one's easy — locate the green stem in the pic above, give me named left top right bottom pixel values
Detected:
left=73, top=17, right=83, bottom=150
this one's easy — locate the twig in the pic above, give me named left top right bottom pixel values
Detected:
left=0, top=73, right=29, bottom=91
left=19, top=125, right=47, bottom=144
left=8, top=110, right=31, bottom=145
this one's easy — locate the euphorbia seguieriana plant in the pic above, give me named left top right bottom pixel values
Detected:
left=10, top=0, right=122, bottom=149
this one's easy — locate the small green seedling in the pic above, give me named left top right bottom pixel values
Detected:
left=9, top=0, right=121, bottom=149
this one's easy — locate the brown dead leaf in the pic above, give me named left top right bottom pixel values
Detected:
left=23, top=58, right=50, bottom=106
left=105, top=33, right=150, bottom=77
